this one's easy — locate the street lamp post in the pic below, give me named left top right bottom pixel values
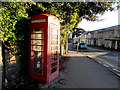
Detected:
left=66, top=31, right=71, bottom=54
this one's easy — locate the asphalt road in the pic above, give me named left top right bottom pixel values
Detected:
left=55, top=51, right=119, bottom=88
left=79, top=47, right=120, bottom=76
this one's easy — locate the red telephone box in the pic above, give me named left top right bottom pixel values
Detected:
left=29, top=14, right=60, bottom=83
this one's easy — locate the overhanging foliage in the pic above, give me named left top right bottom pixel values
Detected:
left=0, top=2, right=117, bottom=46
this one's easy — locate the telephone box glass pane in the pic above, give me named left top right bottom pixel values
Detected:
left=31, top=51, right=44, bottom=62
left=31, top=34, right=44, bottom=39
left=51, top=35, right=58, bottom=39
left=32, top=51, right=44, bottom=75
left=51, top=46, right=58, bottom=51
left=31, top=40, right=44, bottom=45
left=33, top=51, right=44, bottom=63
left=51, top=29, right=58, bottom=34
left=33, top=28, right=43, bottom=33
left=31, top=51, right=34, bottom=57
left=51, top=40, right=58, bottom=45
left=51, top=62, right=57, bottom=68
left=32, top=46, right=44, bottom=51
left=51, top=53, right=57, bottom=61
left=32, top=63, right=43, bottom=75
left=51, top=68, right=57, bottom=74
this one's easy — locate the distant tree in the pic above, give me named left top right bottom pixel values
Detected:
left=72, top=28, right=86, bottom=38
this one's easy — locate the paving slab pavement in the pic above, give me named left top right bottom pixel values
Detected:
left=55, top=51, right=119, bottom=88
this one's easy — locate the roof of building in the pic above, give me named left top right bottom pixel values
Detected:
left=90, top=25, right=120, bottom=33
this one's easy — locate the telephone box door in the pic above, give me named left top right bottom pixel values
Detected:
left=30, top=24, right=47, bottom=79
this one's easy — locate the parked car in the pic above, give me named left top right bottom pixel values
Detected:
left=79, top=43, right=87, bottom=49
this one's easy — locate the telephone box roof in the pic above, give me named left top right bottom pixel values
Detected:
left=31, top=14, right=59, bottom=20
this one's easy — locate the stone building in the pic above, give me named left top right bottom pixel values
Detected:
left=84, top=25, right=120, bottom=51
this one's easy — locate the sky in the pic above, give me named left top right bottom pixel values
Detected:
left=78, top=9, right=119, bottom=31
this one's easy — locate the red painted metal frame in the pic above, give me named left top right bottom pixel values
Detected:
left=29, top=14, right=60, bottom=83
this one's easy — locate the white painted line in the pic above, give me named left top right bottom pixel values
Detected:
left=103, top=64, right=109, bottom=67
left=95, top=57, right=114, bottom=67
left=113, top=68, right=120, bottom=72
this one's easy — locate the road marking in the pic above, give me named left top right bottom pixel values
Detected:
left=116, top=73, right=120, bottom=76
left=113, top=68, right=120, bottom=72
left=103, top=64, right=109, bottom=67
left=95, top=57, right=114, bottom=67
